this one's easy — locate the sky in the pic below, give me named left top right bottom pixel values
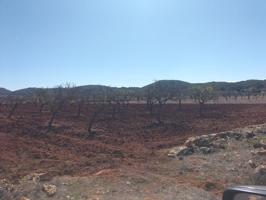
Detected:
left=0, top=0, right=266, bottom=90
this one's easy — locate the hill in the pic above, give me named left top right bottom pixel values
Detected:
left=12, top=87, right=40, bottom=97
left=142, top=79, right=266, bottom=97
left=0, top=88, right=11, bottom=96
left=2, top=79, right=266, bottom=98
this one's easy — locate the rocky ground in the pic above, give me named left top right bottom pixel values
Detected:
left=168, top=124, right=266, bottom=187
left=1, top=123, right=266, bottom=200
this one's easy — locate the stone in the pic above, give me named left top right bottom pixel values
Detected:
left=253, top=143, right=263, bottom=149
left=212, top=139, right=227, bottom=149
left=252, top=165, right=266, bottom=185
left=246, top=132, right=256, bottom=139
left=209, top=133, right=218, bottom=138
left=42, top=184, right=57, bottom=197
left=39, top=172, right=58, bottom=182
left=248, top=160, right=257, bottom=169
left=184, top=137, right=197, bottom=147
left=194, top=137, right=212, bottom=147
left=204, top=182, right=217, bottom=191
left=199, top=147, right=214, bottom=154
left=20, top=197, right=31, bottom=200
left=0, top=187, right=4, bottom=199
left=178, top=156, right=184, bottom=160
left=254, top=165, right=266, bottom=174
left=168, top=146, right=194, bottom=157
left=0, top=179, right=14, bottom=193
left=255, top=150, right=266, bottom=156
left=230, top=132, right=243, bottom=140
left=219, top=131, right=231, bottom=139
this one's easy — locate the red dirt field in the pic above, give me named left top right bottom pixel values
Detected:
left=1, top=103, right=266, bottom=183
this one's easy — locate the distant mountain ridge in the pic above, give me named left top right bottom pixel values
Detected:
left=0, top=88, right=11, bottom=96
left=1, top=79, right=266, bottom=97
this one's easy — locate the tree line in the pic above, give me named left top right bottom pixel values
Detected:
left=0, top=80, right=266, bottom=136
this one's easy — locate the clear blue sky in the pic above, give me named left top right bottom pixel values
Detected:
left=1, top=0, right=266, bottom=90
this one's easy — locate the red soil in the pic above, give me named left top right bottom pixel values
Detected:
left=0, top=103, right=266, bottom=182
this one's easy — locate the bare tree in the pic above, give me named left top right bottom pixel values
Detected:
left=104, top=88, right=119, bottom=120
left=145, top=81, right=173, bottom=124
left=86, top=89, right=106, bottom=136
left=47, top=83, right=76, bottom=130
left=87, top=103, right=105, bottom=136
left=71, top=87, right=87, bottom=118
left=104, top=88, right=132, bottom=120
left=6, top=96, right=23, bottom=119
left=76, top=97, right=85, bottom=117
left=34, top=89, right=49, bottom=113
left=174, top=85, right=188, bottom=111
left=144, top=87, right=156, bottom=116
left=191, top=86, right=216, bottom=116
left=0, top=98, right=3, bottom=112
left=120, top=89, right=134, bottom=109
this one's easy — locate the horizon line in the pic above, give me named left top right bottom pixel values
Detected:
left=1, top=78, right=266, bottom=92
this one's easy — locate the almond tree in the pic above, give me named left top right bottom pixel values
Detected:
left=145, top=87, right=156, bottom=115
left=191, top=86, right=216, bottom=116
left=6, top=95, right=23, bottom=119
left=104, top=88, right=118, bottom=120
left=174, top=84, right=189, bottom=111
left=47, top=83, right=76, bottom=130
left=153, top=89, right=172, bottom=124
left=145, top=81, right=173, bottom=124
left=76, top=96, right=85, bottom=118
left=86, top=89, right=106, bottom=136
left=87, top=103, right=105, bottom=136
left=104, top=87, right=134, bottom=120
left=34, top=89, right=49, bottom=113
left=0, top=98, right=3, bottom=112
left=71, top=87, right=87, bottom=118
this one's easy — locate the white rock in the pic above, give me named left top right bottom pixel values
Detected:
left=42, top=184, right=57, bottom=197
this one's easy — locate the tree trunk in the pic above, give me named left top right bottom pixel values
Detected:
left=39, top=103, right=45, bottom=113
left=8, top=103, right=18, bottom=119
left=76, top=102, right=82, bottom=117
left=88, top=111, right=98, bottom=135
left=116, top=102, right=121, bottom=113
left=146, top=99, right=150, bottom=109
left=178, top=99, right=182, bottom=110
left=199, top=101, right=204, bottom=117
left=112, top=105, right=116, bottom=120
left=149, top=103, right=153, bottom=115
left=48, top=111, right=57, bottom=130
left=47, top=101, right=64, bottom=130
left=156, top=103, right=163, bottom=124
left=87, top=104, right=104, bottom=135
